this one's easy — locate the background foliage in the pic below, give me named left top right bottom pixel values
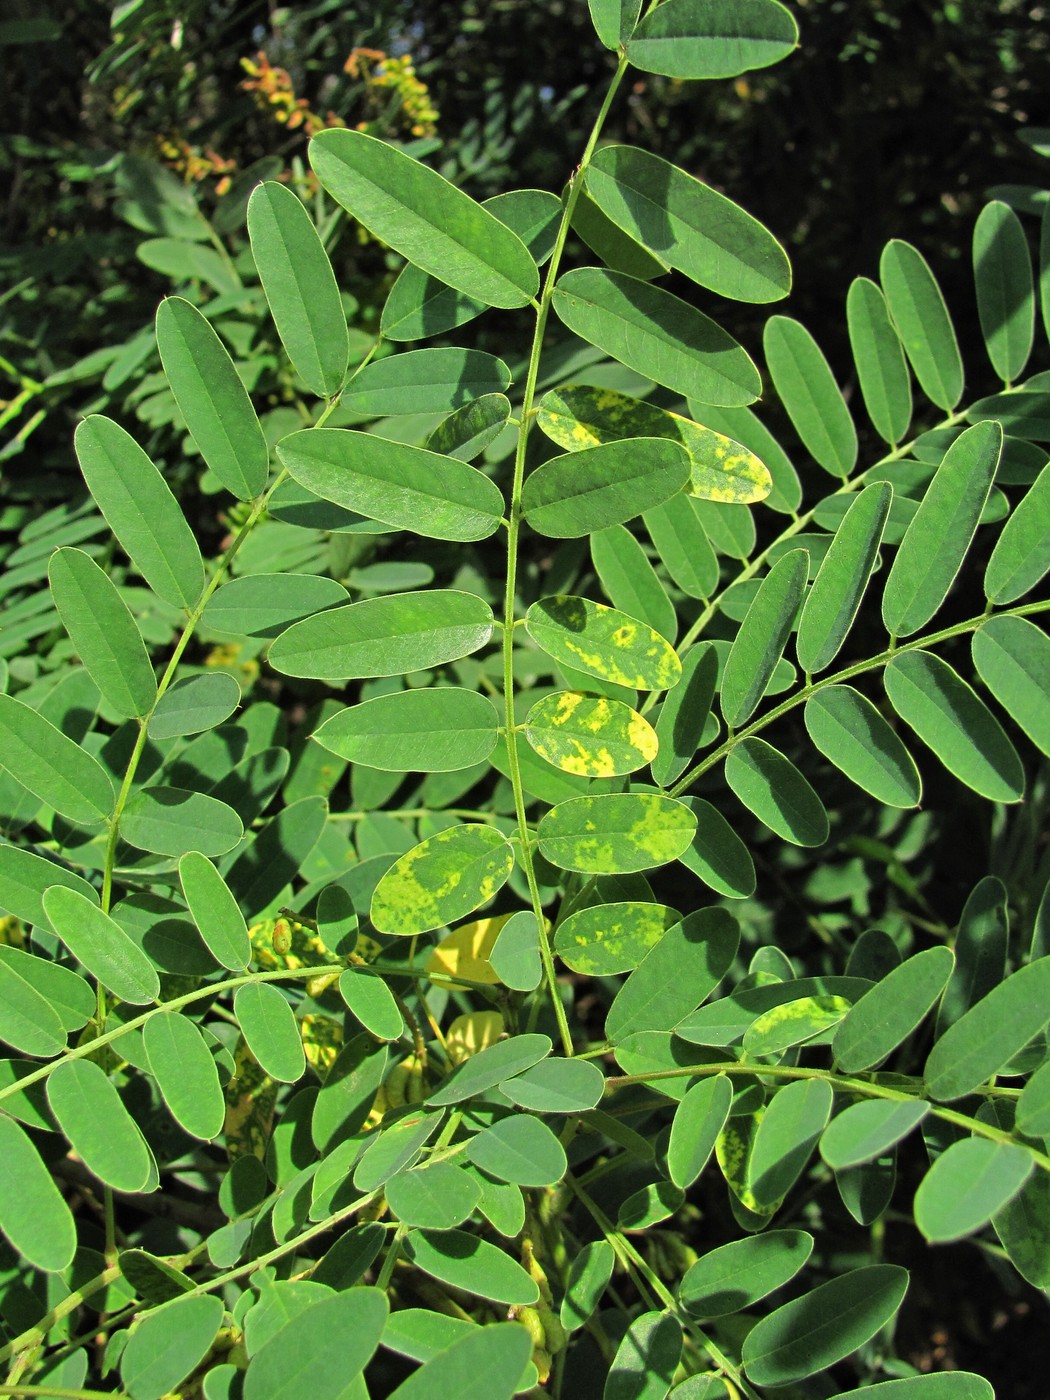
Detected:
left=1, top=2, right=1049, bottom=1398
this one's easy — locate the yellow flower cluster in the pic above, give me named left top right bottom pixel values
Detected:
left=344, top=47, right=439, bottom=137
left=153, top=133, right=236, bottom=193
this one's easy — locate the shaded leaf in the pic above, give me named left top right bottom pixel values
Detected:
left=884, top=650, right=1024, bottom=803
left=724, top=737, right=829, bottom=846
left=833, top=946, right=954, bottom=1072
left=763, top=316, right=857, bottom=476
left=522, top=437, right=689, bottom=538
left=971, top=615, right=1050, bottom=758
left=973, top=200, right=1034, bottom=384
left=0, top=693, right=113, bottom=825
left=553, top=267, right=761, bottom=405
left=804, top=685, right=921, bottom=808
left=679, top=1229, right=812, bottom=1318
left=586, top=144, right=790, bottom=302
left=741, top=1265, right=909, bottom=1385
left=402, top=1229, right=539, bottom=1305
left=846, top=277, right=912, bottom=445
left=721, top=549, right=808, bottom=727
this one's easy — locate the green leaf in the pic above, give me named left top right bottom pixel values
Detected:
left=234, top=982, right=306, bottom=1083
left=268, top=590, right=494, bottom=681
left=0, top=950, right=70, bottom=1057
left=247, top=181, right=349, bottom=398
left=538, top=384, right=772, bottom=504
left=804, top=685, right=922, bottom=808
left=178, top=851, right=251, bottom=971
left=466, top=1112, right=567, bottom=1186
left=914, top=1138, right=1033, bottom=1243
left=386, top=1161, right=480, bottom=1230
left=678, top=796, right=760, bottom=897
left=828, top=1378, right=993, bottom=1400
left=651, top=645, right=718, bottom=787
left=741, top=1265, right=909, bottom=1386
left=498, top=1056, right=605, bottom=1113
left=983, top=462, right=1050, bottom=602
left=678, top=975, right=871, bottom=1047
left=143, top=1011, right=226, bottom=1140
left=721, top=549, right=808, bottom=727
left=965, top=388, right=1050, bottom=440
left=937, top=875, right=1008, bottom=1034
left=48, top=547, right=156, bottom=718
left=0, top=845, right=96, bottom=932
left=645, top=497, right=720, bottom=600
left=971, top=615, right=1050, bottom=758
left=371, top=824, right=515, bottom=935
left=137, top=237, right=240, bottom=293
left=525, top=690, right=658, bottom=778
left=385, top=1321, right=531, bottom=1400
left=668, top=1075, right=733, bottom=1189
left=203, top=572, right=348, bottom=638
left=427, top=1034, right=551, bottom=1107
left=0, top=692, right=114, bottom=824
left=314, top=688, right=500, bottom=772
left=1016, top=1058, right=1050, bottom=1137
left=148, top=672, right=240, bottom=739
left=155, top=296, right=269, bottom=501
left=592, top=524, right=678, bottom=642
left=833, top=946, right=954, bottom=1072
left=525, top=594, right=682, bottom=692
left=742, top=995, right=851, bottom=1056
left=277, top=428, right=504, bottom=542
left=573, top=184, right=670, bottom=280
left=554, top=900, right=681, bottom=976
left=993, top=1165, right=1050, bottom=1288
left=122, top=1294, right=225, bottom=1400
left=607, top=908, right=739, bottom=1041
left=553, top=267, right=761, bottom=406
left=605, top=1311, right=682, bottom=1400
left=763, top=316, right=857, bottom=477
left=537, top=793, right=696, bottom=874
left=882, top=420, right=1001, bottom=638
left=74, top=415, right=204, bottom=609
left=880, top=240, right=964, bottom=410
left=489, top=911, right=543, bottom=992
left=796, top=483, right=891, bottom=672
left=341, top=348, right=510, bottom=417
left=846, top=277, right=912, bottom=445
left=43, top=885, right=161, bottom=1004
left=626, top=0, right=798, bottom=79
left=588, top=0, right=641, bottom=48
left=243, top=1288, right=388, bottom=1400
left=47, top=1058, right=153, bottom=1191
left=748, top=1078, right=833, bottom=1209
left=338, top=969, right=404, bottom=1041
left=561, top=1239, right=616, bottom=1331
left=973, top=200, right=1034, bottom=384
left=586, top=145, right=790, bottom=303
left=403, top=1229, right=539, bottom=1306
left=0, top=1114, right=77, bottom=1271
left=679, top=1229, right=812, bottom=1318
left=425, top=393, right=512, bottom=461
left=354, top=1107, right=444, bottom=1191
left=820, top=1099, right=931, bottom=1171
left=883, top=650, right=1024, bottom=803
left=311, top=128, right=538, bottom=308
left=311, top=1036, right=388, bottom=1152
left=122, top=785, right=244, bottom=857
left=522, top=437, right=689, bottom=538
left=380, top=187, right=559, bottom=340
left=225, top=794, right=327, bottom=920
left=724, top=737, right=829, bottom=846
left=924, top=956, right=1050, bottom=1101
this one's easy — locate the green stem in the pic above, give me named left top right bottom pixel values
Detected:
left=604, top=1061, right=1050, bottom=1172
left=500, top=53, right=632, bottom=1060
left=669, top=595, right=1050, bottom=800
left=566, top=1174, right=761, bottom=1400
